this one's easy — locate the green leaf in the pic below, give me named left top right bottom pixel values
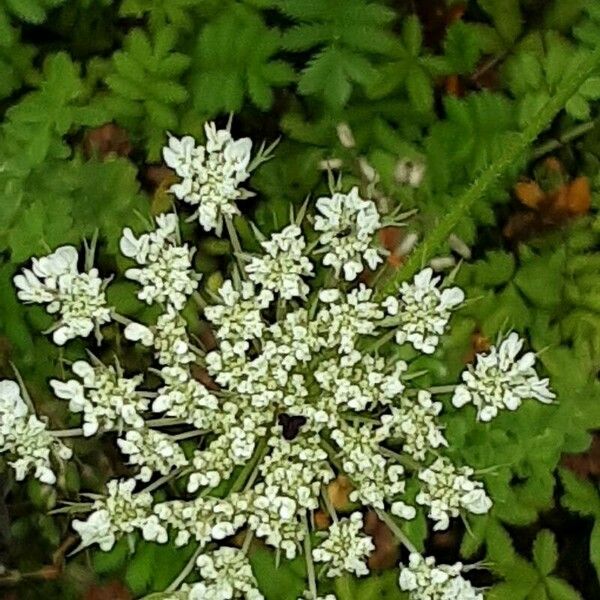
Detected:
left=545, top=577, right=583, bottom=600
left=590, top=520, right=600, bottom=584
left=92, top=537, right=130, bottom=575
left=402, top=15, right=422, bottom=57
left=559, top=468, right=600, bottom=517
left=124, top=540, right=156, bottom=595
left=532, top=530, right=558, bottom=576
left=250, top=548, right=306, bottom=600
left=406, top=65, right=433, bottom=113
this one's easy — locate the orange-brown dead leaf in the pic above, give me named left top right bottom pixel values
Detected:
left=564, top=176, right=591, bottom=216
left=463, top=330, right=491, bottom=364
left=514, top=181, right=545, bottom=210
left=445, top=74, right=463, bottom=97
left=314, top=510, right=331, bottom=530
left=327, top=475, right=354, bottom=511
left=506, top=173, right=591, bottom=241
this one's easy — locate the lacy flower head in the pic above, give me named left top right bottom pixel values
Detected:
left=2, top=121, right=557, bottom=600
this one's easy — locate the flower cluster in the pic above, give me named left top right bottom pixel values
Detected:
left=0, top=380, right=71, bottom=485
left=314, top=187, right=383, bottom=280
left=117, top=428, right=188, bottom=482
left=399, top=554, right=483, bottom=600
left=72, top=479, right=164, bottom=551
left=13, top=245, right=111, bottom=345
left=384, top=267, right=464, bottom=354
left=452, top=331, right=555, bottom=421
left=313, top=513, right=375, bottom=577
left=416, top=457, right=492, bottom=531
left=163, top=123, right=253, bottom=234
left=3, top=123, right=558, bottom=600
left=120, top=213, right=199, bottom=310
left=246, top=224, right=314, bottom=300
left=51, top=360, right=148, bottom=436
left=378, top=390, right=447, bottom=461
left=191, top=547, right=264, bottom=600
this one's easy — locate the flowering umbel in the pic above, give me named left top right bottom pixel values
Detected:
left=3, top=121, right=556, bottom=599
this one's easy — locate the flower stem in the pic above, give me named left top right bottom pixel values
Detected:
left=380, top=47, right=600, bottom=292
left=375, top=509, right=417, bottom=554
left=165, top=544, right=202, bottom=592
left=302, top=514, right=318, bottom=599
left=531, top=119, right=597, bottom=160
left=225, top=215, right=246, bottom=276
left=228, top=437, right=269, bottom=494
left=242, top=529, right=255, bottom=555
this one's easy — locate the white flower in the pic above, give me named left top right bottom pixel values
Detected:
left=316, top=285, right=383, bottom=357
left=399, top=554, right=483, bottom=600
left=0, top=380, right=28, bottom=417
left=154, top=496, right=245, bottom=547
left=117, top=428, right=188, bottom=482
left=246, top=482, right=305, bottom=559
left=121, top=213, right=199, bottom=310
left=378, top=390, right=447, bottom=461
left=125, top=306, right=195, bottom=367
left=0, top=380, right=71, bottom=485
left=385, top=268, right=464, bottom=354
left=51, top=360, right=148, bottom=436
left=153, top=366, right=219, bottom=430
left=452, top=332, right=555, bottom=421
left=14, top=246, right=111, bottom=345
left=260, top=433, right=334, bottom=511
left=204, top=279, right=273, bottom=341
left=246, top=225, right=314, bottom=300
left=315, top=187, right=383, bottom=281
left=331, top=424, right=412, bottom=511
left=190, top=547, right=264, bottom=600
left=163, top=124, right=253, bottom=235
left=416, top=457, right=492, bottom=531
left=188, top=420, right=266, bottom=492
left=72, top=479, right=161, bottom=550
left=313, top=513, right=374, bottom=578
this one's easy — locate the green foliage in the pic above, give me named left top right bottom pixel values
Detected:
left=279, top=0, right=397, bottom=107
left=0, top=0, right=65, bottom=25
left=1, top=0, right=600, bottom=598
left=104, top=27, right=190, bottom=159
left=190, top=6, right=294, bottom=116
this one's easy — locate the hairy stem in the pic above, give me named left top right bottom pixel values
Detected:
left=381, top=48, right=600, bottom=292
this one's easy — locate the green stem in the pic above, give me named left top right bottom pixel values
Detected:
left=381, top=48, right=600, bottom=292
left=302, top=514, right=318, bottom=599
left=334, top=574, right=354, bottom=600
left=531, top=119, right=597, bottom=160
left=375, top=509, right=417, bottom=554
left=228, top=437, right=269, bottom=494
left=165, top=545, right=202, bottom=593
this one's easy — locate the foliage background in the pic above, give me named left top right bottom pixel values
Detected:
left=1, top=0, right=600, bottom=598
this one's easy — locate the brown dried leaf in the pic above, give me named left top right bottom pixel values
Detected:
left=327, top=475, right=354, bottom=511
left=364, top=511, right=399, bottom=570
left=83, top=124, right=132, bottom=160
left=84, top=581, right=132, bottom=600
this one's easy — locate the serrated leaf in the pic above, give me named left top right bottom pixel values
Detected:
left=532, top=530, right=557, bottom=575
left=559, top=468, right=600, bottom=517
